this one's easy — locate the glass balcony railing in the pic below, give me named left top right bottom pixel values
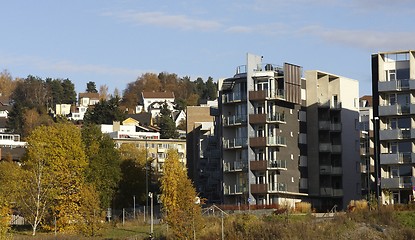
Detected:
left=223, top=137, right=248, bottom=149
left=222, top=92, right=247, bottom=103
left=223, top=115, right=247, bottom=126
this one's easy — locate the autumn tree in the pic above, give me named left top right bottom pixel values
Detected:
left=83, top=96, right=126, bottom=125
left=19, top=123, right=92, bottom=234
left=99, top=84, right=109, bottom=101
left=0, top=70, right=16, bottom=99
left=160, top=149, right=202, bottom=239
left=82, top=124, right=122, bottom=209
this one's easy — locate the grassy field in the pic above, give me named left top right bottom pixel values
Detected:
left=6, top=207, right=415, bottom=239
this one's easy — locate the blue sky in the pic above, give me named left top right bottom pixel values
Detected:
left=1, top=0, right=414, bottom=96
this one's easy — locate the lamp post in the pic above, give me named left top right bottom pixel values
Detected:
left=149, top=192, right=154, bottom=238
left=373, top=116, right=381, bottom=211
left=145, top=137, right=148, bottom=223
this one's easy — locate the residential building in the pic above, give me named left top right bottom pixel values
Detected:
left=187, top=105, right=222, bottom=204
left=305, top=70, right=361, bottom=210
left=372, top=50, right=415, bottom=204
left=137, top=92, right=175, bottom=117
left=70, top=92, right=100, bottom=121
left=359, top=96, right=376, bottom=199
left=113, top=138, right=186, bottom=175
left=219, top=53, right=307, bottom=207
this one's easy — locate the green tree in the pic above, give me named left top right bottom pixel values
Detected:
left=61, top=79, right=76, bottom=104
left=86, top=81, right=98, bottom=93
left=159, top=103, right=179, bottom=139
left=114, top=143, right=150, bottom=206
left=82, top=125, right=122, bottom=209
left=160, top=149, right=202, bottom=239
left=84, top=96, right=126, bottom=125
left=205, top=77, right=217, bottom=100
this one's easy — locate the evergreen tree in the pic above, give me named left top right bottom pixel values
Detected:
left=159, top=103, right=178, bottom=139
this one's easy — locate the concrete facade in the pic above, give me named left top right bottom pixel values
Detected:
left=305, top=70, right=361, bottom=210
left=372, top=50, right=415, bottom=204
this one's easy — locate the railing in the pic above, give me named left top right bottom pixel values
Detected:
left=269, top=159, right=287, bottom=169
left=223, top=115, right=247, bottom=126
left=381, top=176, right=414, bottom=189
left=223, top=138, right=248, bottom=149
left=222, top=92, right=247, bottom=103
left=267, top=112, right=285, bottom=123
left=223, top=161, right=247, bottom=172
left=267, top=136, right=286, bottom=146
left=378, top=79, right=410, bottom=92
left=269, top=182, right=287, bottom=192
left=224, top=184, right=246, bottom=195
left=268, top=89, right=285, bottom=100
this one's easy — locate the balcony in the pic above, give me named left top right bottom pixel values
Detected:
left=248, top=89, right=285, bottom=101
left=224, top=161, right=247, bottom=172
left=319, top=143, right=332, bottom=152
left=224, top=184, right=246, bottom=195
left=320, top=165, right=342, bottom=175
left=379, top=104, right=410, bottom=116
left=319, top=121, right=330, bottom=130
left=378, top=79, right=410, bottom=92
left=223, top=138, right=248, bottom=149
left=331, top=123, right=342, bottom=131
left=380, top=152, right=415, bottom=165
left=250, top=113, right=286, bottom=124
left=269, top=182, right=287, bottom=192
left=320, top=187, right=333, bottom=196
left=380, top=128, right=411, bottom=140
left=223, top=115, right=247, bottom=127
left=381, top=176, right=414, bottom=189
left=250, top=136, right=286, bottom=147
left=222, top=92, right=246, bottom=104
left=250, top=160, right=287, bottom=171
left=251, top=183, right=268, bottom=194
left=332, top=144, right=342, bottom=153
left=318, top=100, right=342, bottom=110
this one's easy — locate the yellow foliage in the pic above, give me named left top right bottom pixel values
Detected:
left=295, top=202, right=312, bottom=213
left=348, top=199, right=368, bottom=212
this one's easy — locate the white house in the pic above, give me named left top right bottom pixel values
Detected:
left=101, top=119, right=160, bottom=140
left=55, top=104, right=72, bottom=116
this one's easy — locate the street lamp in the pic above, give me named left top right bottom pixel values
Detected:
left=149, top=192, right=154, bottom=238
left=145, top=137, right=148, bottom=223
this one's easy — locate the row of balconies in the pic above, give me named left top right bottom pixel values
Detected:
left=222, top=92, right=247, bottom=104
left=360, top=147, right=374, bottom=156
left=319, top=143, right=342, bottom=153
left=380, top=152, right=415, bottom=165
left=223, top=136, right=287, bottom=149
left=381, top=176, right=415, bottom=189
left=378, top=79, right=415, bottom=92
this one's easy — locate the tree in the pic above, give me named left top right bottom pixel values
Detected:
left=177, top=118, right=186, bottom=131
left=114, top=144, right=148, bottom=207
left=61, top=79, right=76, bottom=104
left=83, top=96, right=126, bottom=125
left=19, top=123, right=90, bottom=234
left=86, top=81, right=98, bottom=93
left=205, top=77, right=217, bottom=100
left=160, top=150, right=202, bottom=239
left=159, top=103, right=179, bottom=139
left=99, top=84, right=109, bottom=101
left=0, top=70, right=16, bottom=99
left=82, top=125, right=122, bottom=209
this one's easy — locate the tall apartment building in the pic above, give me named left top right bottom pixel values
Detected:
left=219, top=53, right=307, bottom=207
left=305, top=70, right=361, bottom=210
left=372, top=50, right=415, bottom=204
left=187, top=105, right=222, bottom=204
left=359, top=96, right=376, bottom=199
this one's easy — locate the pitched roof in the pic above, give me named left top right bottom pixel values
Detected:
left=79, top=92, right=100, bottom=99
left=142, top=91, right=175, bottom=99
left=360, top=95, right=372, bottom=107
left=126, top=112, right=152, bottom=126
left=0, top=96, right=11, bottom=106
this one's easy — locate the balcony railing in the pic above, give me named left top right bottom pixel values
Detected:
left=222, top=92, right=247, bottom=103
left=224, top=184, right=246, bottom=195
left=267, top=112, right=286, bottom=123
left=381, top=176, right=414, bottom=189
left=248, top=88, right=285, bottom=101
left=223, top=115, right=247, bottom=126
left=318, top=100, right=342, bottom=109
left=320, top=165, right=342, bottom=175
left=251, top=184, right=268, bottom=194
left=250, top=160, right=287, bottom=171
left=269, top=182, right=287, bottom=192
left=378, top=79, right=411, bottom=92
left=249, top=112, right=285, bottom=124
left=223, top=161, right=247, bottom=172
left=223, top=138, right=248, bottom=149
left=379, top=104, right=410, bottom=116
left=380, top=128, right=411, bottom=140
left=380, top=152, right=415, bottom=165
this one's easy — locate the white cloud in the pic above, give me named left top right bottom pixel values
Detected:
left=0, top=55, right=143, bottom=77
left=299, top=25, right=415, bottom=51
left=103, top=10, right=222, bottom=31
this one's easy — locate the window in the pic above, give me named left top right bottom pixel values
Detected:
left=386, top=70, right=396, bottom=81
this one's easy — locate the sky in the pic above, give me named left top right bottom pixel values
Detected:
left=1, top=0, right=414, bottom=97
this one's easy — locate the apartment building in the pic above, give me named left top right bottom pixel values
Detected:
left=187, top=105, right=222, bottom=204
left=359, top=96, right=376, bottom=199
left=305, top=70, right=361, bottom=210
left=372, top=50, right=415, bottom=204
left=219, top=53, right=307, bottom=207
